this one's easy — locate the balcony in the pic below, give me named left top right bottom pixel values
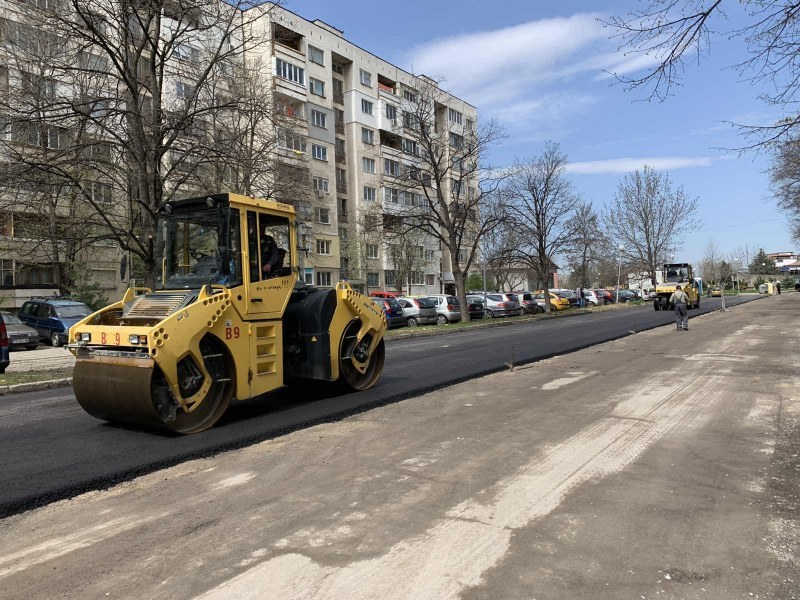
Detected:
left=338, top=210, right=349, bottom=223
left=335, top=151, right=346, bottom=163
left=333, top=90, right=344, bottom=105
left=335, top=120, right=344, bottom=135
left=336, top=180, right=347, bottom=194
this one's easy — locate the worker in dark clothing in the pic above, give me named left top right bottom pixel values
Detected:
left=776, top=281, right=781, bottom=294
left=261, top=233, right=281, bottom=278
left=669, top=284, right=689, bottom=331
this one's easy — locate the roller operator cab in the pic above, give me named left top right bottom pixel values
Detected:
left=67, top=193, right=387, bottom=434
left=653, top=263, right=701, bottom=311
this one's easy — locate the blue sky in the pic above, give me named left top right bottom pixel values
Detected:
left=286, top=0, right=796, bottom=263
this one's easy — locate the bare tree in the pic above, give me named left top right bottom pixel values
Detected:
left=565, top=201, right=604, bottom=289
left=701, top=239, right=721, bottom=284
left=729, top=243, right=756, bottom=274
left=603, top=166, right=700, bottom=291
left=480, top=218, right=520, bottom=291
left=383, top=77, right=507, bottom=321
left=0, top=0, right=277, bottom=287
left=770, top=136, right=800, bottom=242
left=506, top=142, right=580, bottom=311
left=604, top=1, right=800, bottom=146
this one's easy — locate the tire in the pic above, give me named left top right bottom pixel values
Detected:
left=0, top=367, right=4, bottom=374
left=407, top=317, right=419, bottom=327
left=654, top=300, right=660, bottom=311
left=436, top=314, right=448, bottom=325
left=51, top=332, right=62, bottom=347
left=486, top=310, right=494, bottom=319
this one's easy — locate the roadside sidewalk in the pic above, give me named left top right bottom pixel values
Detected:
left=0, top=294, right=796, bottom=599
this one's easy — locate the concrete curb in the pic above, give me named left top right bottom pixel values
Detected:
left=0, top=378, right=73, bottom=396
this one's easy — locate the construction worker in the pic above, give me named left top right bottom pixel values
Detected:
left=670, top=284, right=690, bottom=331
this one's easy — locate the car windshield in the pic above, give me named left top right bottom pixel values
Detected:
left=55, top=305, right=90, bottom=318
left=385, top=298, right=401, bottom=309
left=1, top=312, right=22, bottom=325
left=506, top=294, right=519, bottom=302
left=162, top=205, right=242, bottom=289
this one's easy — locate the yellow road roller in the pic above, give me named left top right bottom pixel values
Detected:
left=67, top=193, right=386, bottom=433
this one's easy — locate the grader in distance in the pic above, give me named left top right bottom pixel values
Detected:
left=67, top=193, right=387, bottom=434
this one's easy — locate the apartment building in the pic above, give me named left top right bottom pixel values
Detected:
left=0, top=1, right=477, bottom=305
left=262, top=5, right=477, bottom=295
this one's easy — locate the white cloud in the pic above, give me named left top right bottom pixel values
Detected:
left=566, top=156, right=722, bottom=174
left=489, top=92, right=597, bottom=126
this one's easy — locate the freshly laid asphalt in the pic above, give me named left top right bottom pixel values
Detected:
left=0, top=295, right=761, bottom=517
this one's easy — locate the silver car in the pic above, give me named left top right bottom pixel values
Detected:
left=482, top=293, right=522, bottom=318
left=397, top=296, right=438, bottom=327
left=427, top=294, right=462, bottom=324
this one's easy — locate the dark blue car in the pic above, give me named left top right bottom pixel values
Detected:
left=371, top=297, right=406, bottom=329
left=19, top=298, right=92, bottom=347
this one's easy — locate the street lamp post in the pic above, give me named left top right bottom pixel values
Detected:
left=615, top=245, right=625, bottom=303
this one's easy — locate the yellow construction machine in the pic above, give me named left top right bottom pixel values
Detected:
left=652, top=262, right=701, bottom=311
left=67, top=193, right=386, bottom=433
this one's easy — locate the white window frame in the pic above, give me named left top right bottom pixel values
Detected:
left=276, top=58, right=305, bottom=85
left=361, top=99, right=373, bottom=115
left=309, top=77, right=325, bottom=97
left=385, top=103, right=397, bottom=122
left=316, top=207, right=331, bottom=224
left=312, top=176, right=329, bottom=193
left=311, top=143, right=328, bottom=161
left=449, top=108, right=463, bottom=124
left=363, top=186, right=376, bottom=202
left=384, top=187, right=399, bottom=204
left=361, top=127, right=374, bottom=145
left=310, top=109, right=327, bottom=128
left=316, top=271, right=332, bottom=287
left=308, top=45, right=324, bottom=66
left=384, top=159, right=401, bottom=177
left=360, top=69, right=372, bottom=87
left=316, top=239, right=331, bottom=255
left=362, top=157, right=375, bottom=173
left=366, top=244, right=379, bottom=259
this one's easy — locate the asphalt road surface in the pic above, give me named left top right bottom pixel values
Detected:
left=0, top=295, right=761, bottom=517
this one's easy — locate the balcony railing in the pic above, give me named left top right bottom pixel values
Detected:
left=335, top=120, right=344, bottom=134
left=333, top=91, right=344, bottom=105
left=338, top=211, right=349, bottom=223
left=335, top=151, right=346, bottom=163
left=336, top=181, right=347, bottom=194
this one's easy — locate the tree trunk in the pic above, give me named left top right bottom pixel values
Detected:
left=453, top=269, right=471, bottom=322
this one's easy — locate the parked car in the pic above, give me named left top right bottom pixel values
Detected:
left=371, top=297, right=406, bottom=328
left=0, top=311, right=39, bottom=350
left=465, top=295, right=487, bottom=320
left=581, top=289, right=602, bottom=306
left=0, top=313, right=9, bottom=374
left=555, top=289, right=580, bottom=307
left=517, top=292, right=545, bottom=314
left=534, top=291, right=571, bottom=311
left=369, top=291, right=398, bottom=299
left=593, top=289, right=613, bottom=305
left=19, top=298, right=93, bottom=347
left=708, top=287, right=722, bottom=298
left=397, top=296, right=438, bottom=327
left=427, top=295, right=461, bottom=324
left=616, top=289, right=638, bottom=302
left=478, top=293, right=520, bottom=318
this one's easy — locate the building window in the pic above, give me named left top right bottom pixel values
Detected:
left=403, top=89, right=417, bottom=103
left=304, top=268, right=314, bottom=285
left=402, top=191, right=417, bottom=206
left=278, top=129, right=306, bottom=152
left=311, top=143, right=328, bottom=161
left=336, top=167, right=346, bottom=184
left=312, top=176, right=329, bottom=193
left=276, top=58, right=305, bottom=85
left=308, top=45, right=324, bottom=65
left=362, top=157, right=375, bottom=173
left=449, top=132, right=463, bottom=148
left=366, top=244, right=378, bottom=259
left=409, top=271, right=424, bottom=285
left=363, top=186, right=376, bottom=202
left=425, top=274, right=435, bottom=286
left=403, top=110, right=419, bottom=131
left=384, top=159, right=401, bottom=177
left=384, top=187, right=399, bottom=204
left=335, top=137, right=345, bottom=156
left=385, top=103, right=397, bottom=122
left=360, top=69, right=372, bottom=87
left=90, top=181, right=113, bottom=204
left=448, top=108, right=463, bottom=124
left=316, top=271, right=332, bottom=287
left=361, top=99, right=373, bottom=115
left=316, top=239, right=331, bottom=255
left=316, top=207, right=330, bottom=224
left=310, top=109, right=327, bottom=128
left=424, top=249, right=435, bottom=261
left=361, top=127, right=374, bottom=144
left=465, top=118, right=474, bottom=131
left=309, top=77, right=325, bottom=96
left=384, top=270, right=396, bottom=287
left=367, top=272, right=379, bottom=287
left=332, top=62, right=344, bottom=75
left=402, top=138, right=419, bottom=156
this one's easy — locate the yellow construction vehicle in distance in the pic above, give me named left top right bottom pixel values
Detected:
left=67, top=193, right=386, bottom=434
left=653, top=262, right=701, bottom=311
